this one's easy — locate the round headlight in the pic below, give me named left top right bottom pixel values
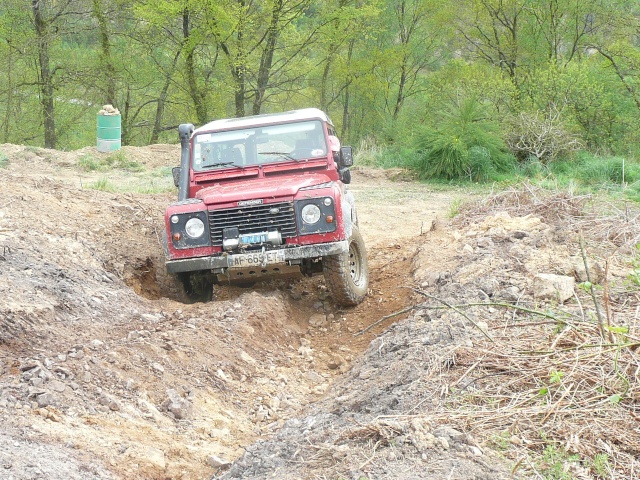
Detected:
left=301, top=204, right=321, bottom=224
left=185, top=217, right=205, bottom=238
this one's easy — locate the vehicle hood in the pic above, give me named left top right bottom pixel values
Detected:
left=196, top=172, right=333, bottom=205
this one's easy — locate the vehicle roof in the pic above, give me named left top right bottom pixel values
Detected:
left=193, top=108, right=332, bottom=135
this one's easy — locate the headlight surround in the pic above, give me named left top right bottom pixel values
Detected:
left=295, top=196, right=337, bottom=235
left=301, top=204, right=321, bottom=224
left=185, top=217, right=205, bottom=238
left=167, top=209, right=210, bottom=249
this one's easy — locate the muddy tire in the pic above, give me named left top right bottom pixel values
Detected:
left=323, top=227, right=368, bottom=307
left=177, top=271, right=215, bottom=303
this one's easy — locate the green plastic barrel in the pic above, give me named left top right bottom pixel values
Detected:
left=97, top=114, right=121, bottom=152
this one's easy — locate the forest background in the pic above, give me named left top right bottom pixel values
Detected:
left=2, top=0, right=640, bottom=191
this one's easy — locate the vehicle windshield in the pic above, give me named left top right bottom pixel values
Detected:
left=192, top=120, right=327, bottom=172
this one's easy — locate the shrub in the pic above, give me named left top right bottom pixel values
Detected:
left=0, top=152, right=8, bottom=168
left=505, top=108, right=582, bottom=163
left=414, top=96, right=513, bottom=181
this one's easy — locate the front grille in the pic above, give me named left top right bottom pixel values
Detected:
left=208, top=201, right=297, bottom=246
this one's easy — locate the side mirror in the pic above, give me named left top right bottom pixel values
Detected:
left=172, top=166, right=181, bottom=188
left=339, top=146, right=353, bottom=167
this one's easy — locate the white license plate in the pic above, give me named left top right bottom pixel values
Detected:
left=228, top=250, right=286, bottom=269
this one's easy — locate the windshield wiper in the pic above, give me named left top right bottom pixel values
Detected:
left=202, top=162, right=242, bottom=169
left=260, top=151, right=296, bottom=161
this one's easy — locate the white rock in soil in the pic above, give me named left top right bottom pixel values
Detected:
left=48, top=380, right=66, bottom=393
left=163, top=388, right=192, bottom=420
left=533, top=273, right=575, bottom=303
left=308, top=314, right=327, bottom=327
left=152, top=363, right=164, bottom=373
left=207, top=455, right=230, bottom=468
left=305, top=371, right=325, bottom=384
left=141, top=447, right=166, bottom=470
left=36, top=393, right=55, bottom=408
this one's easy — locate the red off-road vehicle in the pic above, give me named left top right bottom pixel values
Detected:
left=163, top=108, right=368, bottom=306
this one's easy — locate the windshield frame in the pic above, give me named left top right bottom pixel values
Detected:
left=191, top=120, right=328, bottom=173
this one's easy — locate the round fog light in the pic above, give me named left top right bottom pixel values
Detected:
left=185, top=217, right=205, bottom=238
left=170, top=215, right=179, bottom=224
left=323, top=197, right=332, bottom=206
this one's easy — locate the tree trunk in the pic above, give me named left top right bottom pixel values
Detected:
left=252, top=0, right=282, bottom=115
left=92, top=0, right=117, bottom=106
left=183, top=10, right=208, bottom=124
left=32, top=0, right=56, bottom=148
left=393, top=60, right=407, bottom=120
left=340, top=40, right=355, bottom=139
left=150, top=50, right=181, bottom=144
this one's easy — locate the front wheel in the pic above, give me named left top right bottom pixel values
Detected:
left=176, top=271, right=215, bottom=303
left=323, top=227, right=369, bottom=307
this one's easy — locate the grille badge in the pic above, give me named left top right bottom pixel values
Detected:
left=238, top=199, right=263, bottom=206
left=269, top=207, right=280, bottom=214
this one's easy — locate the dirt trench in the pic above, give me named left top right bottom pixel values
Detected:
left=0, top=145, right=466, bottom=479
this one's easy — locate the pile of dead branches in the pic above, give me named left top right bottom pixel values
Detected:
left=456, top=182, right=640, bottom=247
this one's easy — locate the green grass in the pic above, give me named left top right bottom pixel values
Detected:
left=78, top=150, right=143, bottom=173
left=0, top=152, right=8, bottom=168
left=538, top=444, right=581, bottom=480
left=82, top=166, right=176, bottom=194
left=355, top=139, right=640, bottom=202
left=88, top=177, right=115, bottom=191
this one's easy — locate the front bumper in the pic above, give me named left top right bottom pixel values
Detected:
left=165, top=240, right=348, bottom=274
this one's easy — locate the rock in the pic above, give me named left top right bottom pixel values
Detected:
left=141, top=313, right=162, bottom=323
left=90, top=339, right=104, bottom=349
left=48, top=380, right=66, bottom=393
left=496, top=285, right=521, bottom=302
left=30, top=377, right=44, bottom=387
left=207, top=455, right=230, bottom=468
left=327, top=355, right=344, bottom=370
left=469, top=445, right=484, bottom=456
left=572, top=257, right=605, bottom=283
left=305, top=371, right=325, bottom=384
left=36, top=393, right=55, bottom=408
left=437, top=437, right=450, bottom=450
left=308, top=314, right=327, bottom=327
left=209, top=428, right=230, bottom=439
left=162, top=388, right=192, bottom=420
left=268, top=396, right=281, bottom=411
left=152, top=363, right=164, bottom=374
left=239, top=350, right=257, bottom=365
left=533, top=273, right=575, bottom=303
left=142, top=447, right=166, bottom=470
left=476, top=278, right=499, bottom=297
left=127, top=331, right=141, bottom=341
left=20, top=361, right=39, bottom=372
left=476, top=237, right=494, bottom=249
left=255, top=407, right=268, bottom=421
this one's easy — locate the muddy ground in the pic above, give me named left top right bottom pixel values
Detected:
left=0, top=144, right=638, bottom=480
